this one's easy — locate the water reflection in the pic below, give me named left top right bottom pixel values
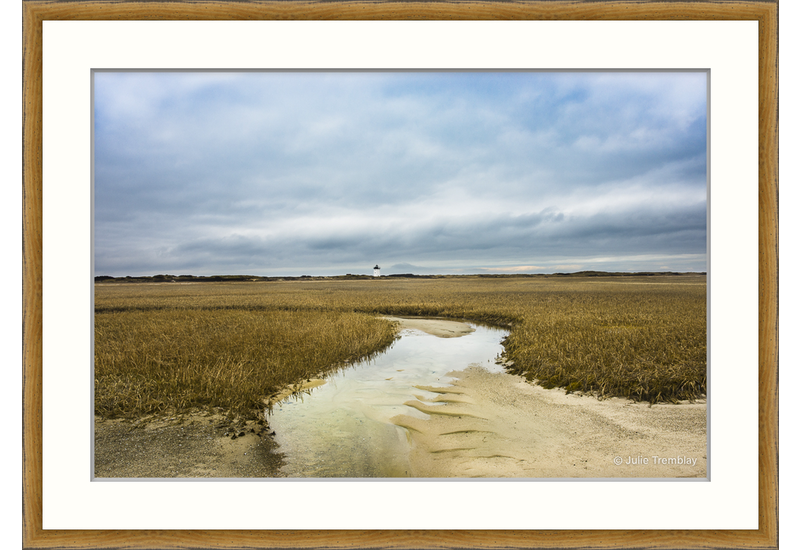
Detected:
left=267, top=320, right=509, bottom=478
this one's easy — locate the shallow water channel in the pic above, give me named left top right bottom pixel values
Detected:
left=267, top=318, right=509, bottom=478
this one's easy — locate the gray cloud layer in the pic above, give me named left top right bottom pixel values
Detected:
left=94, top=71, right=707, bottom=276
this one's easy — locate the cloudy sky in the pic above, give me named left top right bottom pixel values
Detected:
left=93, top=71, right=707, bottom=277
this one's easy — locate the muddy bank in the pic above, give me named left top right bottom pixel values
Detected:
left=94, top=412, right=285, bottom=478
left=392, top=365, right=707, bottom=478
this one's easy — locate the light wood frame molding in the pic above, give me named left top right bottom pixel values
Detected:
left=22, top=1, right=778, bottom=548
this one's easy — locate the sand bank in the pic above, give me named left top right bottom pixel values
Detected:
left=382, top=316, right=476, bottom=338
left=392, top=365, right=707, bottom=478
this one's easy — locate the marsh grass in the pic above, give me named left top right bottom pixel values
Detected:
left=95, top=275, right=706, bottom=420
left=95, top=309, right=396, bottom=420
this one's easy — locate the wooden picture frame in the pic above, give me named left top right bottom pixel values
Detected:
left=22, top=1, right=777, bottom=548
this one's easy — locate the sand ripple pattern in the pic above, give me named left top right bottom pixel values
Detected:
left=392, top=365, right=706, bottom=478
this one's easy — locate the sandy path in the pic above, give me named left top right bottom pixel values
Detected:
left=391, top=365, right=707, bottom=478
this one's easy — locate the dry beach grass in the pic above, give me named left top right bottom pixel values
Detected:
left=95, top=274, right=706, bottom=422
left=95, top=308, right=396, bottom=421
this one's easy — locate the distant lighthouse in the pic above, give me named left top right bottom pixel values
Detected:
left=373, top=265, right=381, bottom=277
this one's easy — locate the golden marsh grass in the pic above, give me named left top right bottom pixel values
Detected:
left=95, top=275, right=706, bottom=420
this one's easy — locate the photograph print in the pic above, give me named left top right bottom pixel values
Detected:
left=93, top=70, right=707, bottom=479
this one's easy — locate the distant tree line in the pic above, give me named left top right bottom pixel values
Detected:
left=94, top=271, right=705, bottom=283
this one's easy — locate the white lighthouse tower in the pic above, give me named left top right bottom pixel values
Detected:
left=373, top=265, right=381, bottom=277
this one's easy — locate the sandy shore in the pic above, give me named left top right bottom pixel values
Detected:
left=392, top=365, right=707, bottom=478
left=95, top=316, right=705, bottom=478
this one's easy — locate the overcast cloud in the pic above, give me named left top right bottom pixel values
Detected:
left=93, top=71, right=707, bottom=276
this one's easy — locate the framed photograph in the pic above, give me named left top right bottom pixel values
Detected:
left=22, top=1, right=777, bottom=549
